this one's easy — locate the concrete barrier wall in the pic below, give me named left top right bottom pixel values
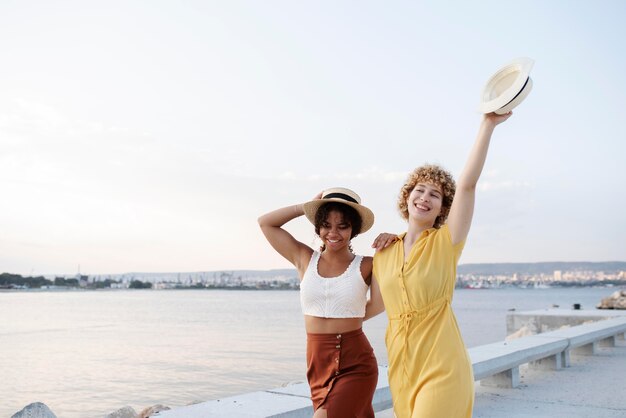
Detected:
left=506, top=308, right=626, bottom=337
left=155, top=312, right=626, bottom=418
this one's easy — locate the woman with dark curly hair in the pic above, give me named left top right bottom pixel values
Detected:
left=366, top=112, right=513, bottom=417
left=258, top=188, right=379, bottom=418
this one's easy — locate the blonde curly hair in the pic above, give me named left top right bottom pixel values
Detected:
left=397, top=164, right=456, bottom=228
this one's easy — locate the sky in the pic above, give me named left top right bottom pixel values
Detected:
left=1, top=1, right=625, bottom=276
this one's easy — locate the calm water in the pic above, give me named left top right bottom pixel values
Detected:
left=0, top=287, right=616, bottom=417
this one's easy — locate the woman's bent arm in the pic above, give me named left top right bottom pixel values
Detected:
left=258, top=204, right=313, bottom=273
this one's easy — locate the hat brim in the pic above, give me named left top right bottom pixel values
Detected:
left=494, top=77, right=533, bottom=115
left=302, top=198, right=375, bottom=234
left=479, top=57, right=534, bottom=114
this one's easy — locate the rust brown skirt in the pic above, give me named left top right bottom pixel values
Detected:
left=306, top=328, right=378, bottom=418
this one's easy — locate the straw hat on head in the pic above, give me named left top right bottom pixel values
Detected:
left=302, top=187, right=375, bottom=234
left=479, top=57, right=535, bottom=115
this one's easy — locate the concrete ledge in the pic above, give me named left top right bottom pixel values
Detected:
left=469, top=335, right=568, bottom=387
left=533, top=317, right=626, bottom=359
left=154, top=366, right=391, bottom=418
left=507, top=308, right=626, bottom=337
left=154, top=389, right=312, bottom=418
left=472, top=340, right=626, bottom=418
left=156, top=316, right=626, bottom=417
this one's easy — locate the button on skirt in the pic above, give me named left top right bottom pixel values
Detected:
left=306, top=328, right=378, bottom=418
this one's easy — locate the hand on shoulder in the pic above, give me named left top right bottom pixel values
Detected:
left=371, top=232, right=399, bottom=251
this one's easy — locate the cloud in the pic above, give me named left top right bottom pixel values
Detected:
left=0, top=98, right=153, bottom=146
left=13, top=98, right=67, bottom=132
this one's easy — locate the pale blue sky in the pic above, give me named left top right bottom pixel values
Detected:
left=1, top=1, right=625, bottom=275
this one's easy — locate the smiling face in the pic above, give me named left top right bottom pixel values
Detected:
left=406, top=183, right=444, bottom=226
left=318, top=210, right=353, bottom=252
left=397, top=164, right=456, bottom=228
left=313, top=202, right=362, bottom=253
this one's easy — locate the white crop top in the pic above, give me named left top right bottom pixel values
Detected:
left=300, top=251, right=369, bottom=318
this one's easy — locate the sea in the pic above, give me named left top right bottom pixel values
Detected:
left=0, top=287, right=618, bottom=418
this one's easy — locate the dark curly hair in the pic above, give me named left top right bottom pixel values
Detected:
left=313, top=202, right=363, bottom=239
left=397, top=164, right=456, bottom=228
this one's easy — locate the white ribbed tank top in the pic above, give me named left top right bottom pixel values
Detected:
left=300, top=251, right=369, bottom=318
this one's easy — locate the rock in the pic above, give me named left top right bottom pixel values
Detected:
left=11, top=403, right=57, bottom=418
left=104, top=406, right=138, bottom=418
left=597, top=290, right=626, bottom=309
left=138, top=405, right=170, bottom=418
left=506, top=325, right=535, bottom=340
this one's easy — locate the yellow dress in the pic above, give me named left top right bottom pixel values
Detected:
left=373, top=224, right=474, bottom=418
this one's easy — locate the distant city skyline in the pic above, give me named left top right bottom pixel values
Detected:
left=2, top=1, right=625, bottom=275
left=3, top=260, right=624, bottom=290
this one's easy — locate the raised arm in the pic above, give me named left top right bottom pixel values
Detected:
left=258, top=197, right=317, bottom=275
left=447, top=112, right=512, bottom=245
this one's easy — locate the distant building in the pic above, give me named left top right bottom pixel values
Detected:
left=553, top=270, right=562, bottom=281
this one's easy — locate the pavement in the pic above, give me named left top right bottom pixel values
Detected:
left=375, top=339, right=626, bottom=418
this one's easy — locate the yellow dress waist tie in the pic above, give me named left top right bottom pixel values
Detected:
left=388, top=295, right=451, bottom=384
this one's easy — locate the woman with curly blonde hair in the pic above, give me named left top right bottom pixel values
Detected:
left=366, top=112, right=512, bottom=417
left=396, top=164, right=457, bottom=228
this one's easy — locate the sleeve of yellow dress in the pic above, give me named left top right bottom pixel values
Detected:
left=441, top=224, right=466, bottom=263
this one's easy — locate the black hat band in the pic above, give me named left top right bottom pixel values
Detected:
left=323, top=193, right=358, bottom=204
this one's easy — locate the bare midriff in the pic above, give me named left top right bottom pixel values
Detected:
left=304, top=316, right=364, bottom=334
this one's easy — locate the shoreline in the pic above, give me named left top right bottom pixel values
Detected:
left=4, top=289, right=623, bottom=417
left=2, top=283, right=625, bottom=292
